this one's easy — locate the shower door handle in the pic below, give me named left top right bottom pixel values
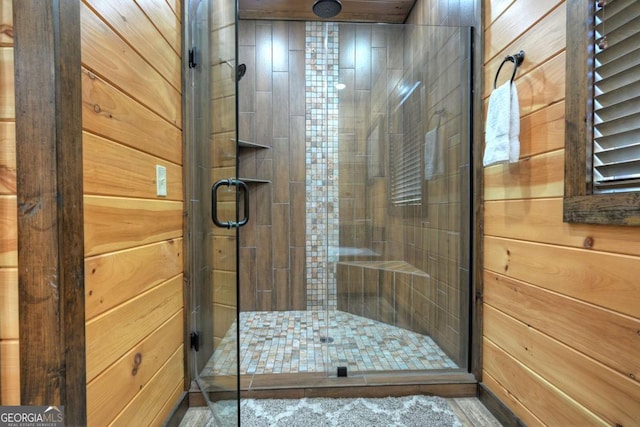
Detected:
left=211, top=178, right=249, bottom=228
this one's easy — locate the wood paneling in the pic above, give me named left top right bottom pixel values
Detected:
left=483, top=340, right=607, bottom=426
left=85, top=240, right=183, bottom=319
left=80, top=2, right=180, bottom=127
left=85, top=275, right=183, bottom=381
left=483, top=149, right=564, bottom=200
left=134, top=0, right=181, bottom=55
left=239, top=0, right=415, bottom=24
left=87, top=312, right=182, bottom=426
left=0, top=268, right=17, bottom=339
left=0, top=340, right=19, bottom=404
left=80, top=1, right=184, bottom=423
left=485, top=198, right=640, bottom=256
left=484, top=271, right=640, bottom=381
left=83, top=0, right=180, bottom=90
left=482, top=1, right=640, bottom=423
left=485, top=306, right=640, bottom=425
left=109, top=347, right=184, bottom=427
left=0, top=0, right=16, bottom=405
left=83, top=196, right=183, bottom=256
left=0, top=122, right=15, bottom=194
left=485, top=236, right=640, bottom=318
left=81, top=69, right=182, bottom=164
left=0, top=47, right=13, bottom=119
left=83, top=132, right=182, bottom=200
left=0, top=195, right=16, bottom=266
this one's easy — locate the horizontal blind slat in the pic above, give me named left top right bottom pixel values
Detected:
left=595, top=1, right=640, bottom=35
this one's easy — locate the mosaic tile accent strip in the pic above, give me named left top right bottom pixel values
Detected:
left=204, top=310, right=458, bottom=376
left=305, top=22, right=340, bottom=310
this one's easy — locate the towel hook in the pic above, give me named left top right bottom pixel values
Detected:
left=493, top=50, right=525, bottom=89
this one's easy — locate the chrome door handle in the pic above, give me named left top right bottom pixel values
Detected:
left=211, top=178, right=249, bottom=228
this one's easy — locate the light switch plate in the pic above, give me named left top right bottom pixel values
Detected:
left=156, top=165, right=167, bottom=197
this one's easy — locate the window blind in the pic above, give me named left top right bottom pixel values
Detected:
left=592, top=0, right=640, bottom=192
left=390, top=81, right=422, bottom=206
left=390, top=123, right=421, bottom=205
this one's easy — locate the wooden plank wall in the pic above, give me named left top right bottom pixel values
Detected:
left=80, top=1, right=184, bottom=425
left=236, top=20, right=307, bottom=313
left=482, top=1, right=640, bottom=424
left=0, top=0, right=18, bottom=405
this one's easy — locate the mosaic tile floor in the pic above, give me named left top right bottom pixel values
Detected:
left=203, top=310, right=458, bottom=376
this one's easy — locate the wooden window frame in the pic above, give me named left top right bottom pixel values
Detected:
left=564, top=1, right=640, bottom=226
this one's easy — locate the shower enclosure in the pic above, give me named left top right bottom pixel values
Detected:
left=185, top=0, right=473, bottom=424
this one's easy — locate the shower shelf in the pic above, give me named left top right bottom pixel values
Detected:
left=235, top=139, right=270, bottom=149
left=239, top=177, right=271, bottom=184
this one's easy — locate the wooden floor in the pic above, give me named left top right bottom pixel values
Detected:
left=179, top=397, right=503, bottom=426
left=448, top=398, right=503, bottom=426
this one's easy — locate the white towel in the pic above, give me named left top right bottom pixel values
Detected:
left=483, top=81, right=520, bottom=166
left=424, top=127, right=443, bottom=180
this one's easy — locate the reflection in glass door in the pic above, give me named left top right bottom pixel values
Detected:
left=234, top=20, right=472, bottom=387
left=187, top=6, right=473, bottom=418
left=185, top=0, right=239, bottom=425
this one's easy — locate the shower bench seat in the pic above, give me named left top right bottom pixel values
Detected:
left=336, top=261, right=434, bottom=335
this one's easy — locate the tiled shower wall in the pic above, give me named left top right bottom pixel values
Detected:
left=238, top=20, right=470, bottom=364
left=237, top=21, right=308, bottom=311
left=238, top=20, right=341, bottom=311
left=304, top=22, right=339, bottom=310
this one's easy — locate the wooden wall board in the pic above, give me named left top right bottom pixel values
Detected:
left=0, top=268, right=16, bottom=339
left=85, top=240, right=182, bottom=320
left=0, top=47, right=13, bottom=119
left=483, top=149, right=564, bottom=201
left=134, top=0, right=181, bottom=56
left=0, top=196, right=15, bottom=266
left=87, top=312, right=182, bottom=426
left=484, top=236, right=640, bottom=318
left=0, top=340, right=19, bottom=404
left=0, top=0, right=12, bottom=46
left=484, top=0, right=561, bottom=62
left=164, top=0, right=180, bottom=21
left=0, top=121, right=15, bottom=194
left=483, top=0, right=514, bottom=30
left=484, top=270, right=640, bottom=382
left=484, top=198, right=640, bottom=256
left=484, top=305, right=640, bottom=426
left=83, top=0, right=180, bottom=91
left=85, top=275, right=182, bottom=381
left=80, top=3, right=181, bottom=127
left=518, top=101, right=564, bottom=158
left=108, top=347, right=183, bottom=427
left=483, top=339, right=606, bottom=426
left=479, top=377, right=542, bottom=427
left=81, top=69, right=182, bottom=164
left=483, top=3, right=565, bottom=96
left=149, top=381, right=184, bottom=427
left=83, top=195, right=183, bottom=256
left=83, top=132, right=182, bottom=201
left=239, top=0, right=414, bottom=24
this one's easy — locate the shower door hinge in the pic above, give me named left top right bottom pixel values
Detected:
left=188, top=48, right=197, bottom=68
left=190, top=331, right=200, bottom=351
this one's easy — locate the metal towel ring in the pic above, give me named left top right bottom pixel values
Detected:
left=493, top=50, right=525, bottom=89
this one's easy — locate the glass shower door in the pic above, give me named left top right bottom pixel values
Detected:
left=186, top=0, right=240, bottom=425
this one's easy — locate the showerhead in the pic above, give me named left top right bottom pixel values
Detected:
left=312, top=0, right=342, bottom=18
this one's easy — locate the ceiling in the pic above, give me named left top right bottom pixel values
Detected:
left=238, top=0, right=417, bottom=24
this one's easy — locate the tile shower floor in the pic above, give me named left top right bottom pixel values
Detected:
left=204, top=310, right=458, bottom=376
